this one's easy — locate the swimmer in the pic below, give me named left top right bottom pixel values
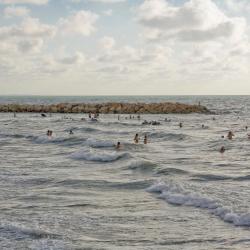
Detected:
left=179, top=122, right=183, bottom=128
left=246, top=126, right=248, bottom=131
left=227, top=131, right=234, bottom=140
left=221, top=135, right=225, bottom=138
left=69, top=130, right=74, bottom=135
left=220, top=146, right=225, bottom=154
left=88, top=112, right=92, bottom=119
left=144, top=135, right=148, bottom=144
left=41, top=113, right=47, bottom=117
left=47, top=130, right=52, bottom=137
left=115, top=141, right=121, bottom=150
left=134, top=133, right=139, bottom=144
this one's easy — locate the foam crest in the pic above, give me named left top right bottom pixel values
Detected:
left=69, top=148, right=129, bottom=162
left=147, top=181, right=250, bottom=227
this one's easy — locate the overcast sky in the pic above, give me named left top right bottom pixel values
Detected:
left=0, top=0, right=249, bottom=95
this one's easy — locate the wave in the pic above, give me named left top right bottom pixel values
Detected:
left=69, top=148, right=129, bottom=162
left=156, top=167, right=189, bottom=175
left=147, top=181, right=250, bottom=227
left=84, top=138, right=115, bottom=148
left=148, top=132, right=190, bottom=141
left=27, top=135, right=85, bottom=146
left=0, top=223, right=58, bottom=239
left=124, top=160, right=157, bottom=172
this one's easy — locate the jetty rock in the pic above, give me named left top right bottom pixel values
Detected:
left=0, top=102, right=210, bottom=114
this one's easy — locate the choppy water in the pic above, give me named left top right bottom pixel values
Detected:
left=1, top=96, right=250, bottom=250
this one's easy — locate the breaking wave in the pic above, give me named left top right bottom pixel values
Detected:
left=147, top=181, right=250, bottom=227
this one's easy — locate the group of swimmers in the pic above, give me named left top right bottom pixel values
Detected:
left=115, top=133, right=148, bottom=149
left=43, top=112, right=250, bottom=154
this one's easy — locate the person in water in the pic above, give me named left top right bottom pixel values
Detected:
left=144, top=135, right=148, bottom=144
left=69, top=130, right=74, bottom=135
left=134, top=133, right=139, bottom=143
left=179, top=122, right=183, bottom=128
left=220, top=146, right=225, bottom=153
left=47, top=130, right=53, bottom=136
left=227, top=131, right=234, bottom=140
left=116, top=141, right=121, bottom=150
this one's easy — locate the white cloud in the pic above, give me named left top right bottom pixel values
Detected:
left=137, top=0, right=247, bottom=43
left=99, top=36, right=115, bottom=49
left=58, top=10, right=98, bottom=36
left=0, top=17, right=55, bottom=40
left=4, top=6, right=30, bottom=18
left=103, top=9, right=113, bottom=16
left=0, top=0, right=48, bottom=4
left=0, top=17, right=55, bottom=53
left=223, top=0, right=250, bottom=14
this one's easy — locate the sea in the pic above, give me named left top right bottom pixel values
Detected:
left=1, top=95, right=250, bottom=250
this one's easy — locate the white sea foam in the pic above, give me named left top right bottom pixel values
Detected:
left=147, top=181, right=250, bottom=227
left=70, top=148, right=128, bottom=162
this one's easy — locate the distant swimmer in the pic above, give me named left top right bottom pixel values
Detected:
left=142, top=120, right=150, bottom=125
left=88, top=112, right=92, bottom=119
left=115, top=141, right=121, bottom=150
left=179, top=122, right=183, bottom=128
left=246, top=126, right=248, bottom=131
left=137, top=115, right=141, bottom=120
left=134, top=133, right=139, bottom=144
left=41, top=113, right=47, bottom=117
left=69, top=130, right=74, bottom=135
left=144, top=135, right=148, bottom=144
left=47, top=130, right=53, bottom=136
left=221, top=135, right=225, bottom=138
left=220, top=146, right=225, bottom=154
left=227, top=131, right=234, bottom=140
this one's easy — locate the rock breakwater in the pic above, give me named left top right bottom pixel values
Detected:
left=0, top=102, right=209, bottom=114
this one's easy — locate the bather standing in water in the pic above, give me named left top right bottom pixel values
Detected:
left=227, top=131, right=234, bottom=140
left=144, top=135, right=148, bottom=144
left=134, top=133, right=139, bottom=144
left=115, top=141, right=121, bottom=150
left=179, top=122, right=183, bottom=128
left=220, top=146, right=225, bottom=154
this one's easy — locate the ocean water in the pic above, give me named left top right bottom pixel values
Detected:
left=1, top=96, right=250, bottom=250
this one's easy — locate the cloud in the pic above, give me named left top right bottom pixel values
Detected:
left=58, top=52, right=85, bottom=65
left=99, top=36, right=115, bottom=49
left=58, top=10, right=98, bottom=36
left=0, top=0, right=48, bottom=4
left=4, top=6, right=30, bottom=18
left=102, top=9, right=113, bottom=16
left=0, top=17, right=55, bottom=40
left=137, top=0, right=247, bottom=43
left=0, top=17, right=55, bottom=53
left=223, top=0, right=250, bottom=14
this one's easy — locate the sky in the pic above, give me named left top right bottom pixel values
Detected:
left=0, top=0, right=250, bottom=95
